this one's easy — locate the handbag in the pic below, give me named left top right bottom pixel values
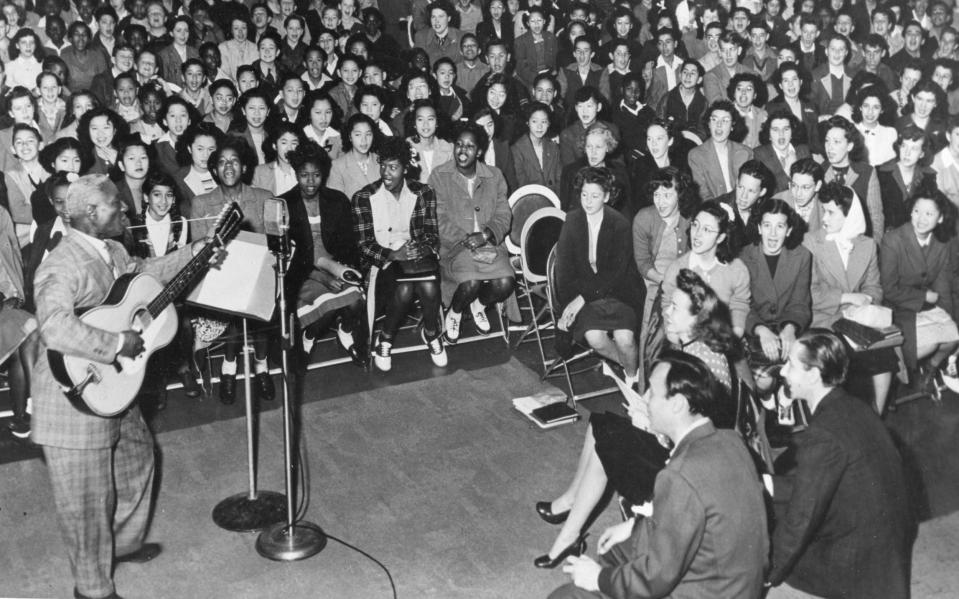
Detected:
left=396, top=255, right=439, bottom=277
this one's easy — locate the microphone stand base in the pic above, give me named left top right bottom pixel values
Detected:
left=256, top=520, right=327, bottom=561
left=212, top=491, right=287, bottom=532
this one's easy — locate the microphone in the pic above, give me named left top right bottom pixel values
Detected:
left=263, top=197, right=290, bottom=256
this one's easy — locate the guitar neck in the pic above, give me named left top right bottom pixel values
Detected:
left=147, top=243, right=217, bottom=318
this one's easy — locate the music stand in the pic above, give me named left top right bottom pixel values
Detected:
left=256, top=198, right=326, bottom=561
left=187, top=231, right=286, bottom=532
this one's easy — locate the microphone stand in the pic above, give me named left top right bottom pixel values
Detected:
left=256, top=225, right=326, bottom=560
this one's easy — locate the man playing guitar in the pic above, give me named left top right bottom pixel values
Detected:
left=31, top=174, right=215, bottom=599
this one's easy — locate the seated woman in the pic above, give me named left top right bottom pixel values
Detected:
left=534, top=267, right=739, bottom=569
left=877, top=125, right=937, bottom=233
left=852, top=84, right=898, bottom=168
left=328, top=113, right=381, bottom=200
left=880, top=180, right=959, bottom=396
left=555, top=166, right=645, bottom=388
left=632, top=167, right=697, bottom=366
left=558, top=123, right=632, bottom=217
left=805, top=181, right=896, bottom=413
left=740, top=198, right=812, bottom=366
left=283, top=140, right=367, bottom=367
left=430, top=121, right=515, bottom=342
left=251, top=122, right=303, bottom=196
left=754, top=110, right=811, bottom=194
left=405, top=99, right=453, bottom=184
left=662, top=201, right=750, bottom=337
left=352, top=137, right=446, bottom=370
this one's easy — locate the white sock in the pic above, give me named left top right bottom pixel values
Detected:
left=221, top=359, right=237, bottom=376
left=254, top=359, right=269, bottom=374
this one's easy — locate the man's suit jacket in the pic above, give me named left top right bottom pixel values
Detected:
left=31, top=231, right=192, bottom=449
left=876, top=163, right=937, bottom=232
left=775, top=189, right=824, bottom=237
left=764, top=99, right=821, bottom=153
left=657, top=86, right=707, bottom=137
left=804, top=229, right=882, bottom=328
left=688, top=138, right=753, bottom=201
left=810, top=68, right=852, bottom=116
left=645, top=58, right=683, bottom=111
left=790, top=41, right=826, bottom=74
left=880, top=222, right=954, bottom=370
left=557, top=63, right=611, bottom=109
left=592, top=423, right=768, bottom=599
left=510, top=134, right=561, bottom=197
left=703, top=63, right=750, bottom=105
left=769, top=388, right=916, bottom=599
left=740, top=243, right=813, bottom=333
left=754, top=143, right=812, bottom=193
left=157, top=43, right=200, bottom=88
left=825, top=161, right=883, bottom=242
left=513, top=31, right=559, bottom=88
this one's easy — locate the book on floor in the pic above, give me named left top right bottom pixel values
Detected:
left=512, top=392, right=580, bottom=429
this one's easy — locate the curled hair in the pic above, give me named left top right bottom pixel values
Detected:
left=645, top=166, right=700, bottom=218
left=572, top=166, right=615, bottom=194
left=904, top=79, right=948, bottom=121
left=747, top=197, right=807, bottom=249
left=651, top=349, right=728, bottom=420
left=771, top=61, right=811, bottom=100
left=579, top=121, right=618, bottom=155
left=849, top=80, right=896, bottom=126
left=820, top=115, right=867, bottom=164
left=794, top=329, right=849, bottom=387
left=759, top=109, right=807, bottom=146
left=907, top=178, right=957, bottom=242
left=703, top=100, right=744, bottom=141
left=727, top=72, right=768, bottom=108
left=175, top=122, right=222, bottom=168
left=78, top=107, right=130, bottom=151
left=675, top=267, right=743, bottom=360
left=817, top=180, right=855, bottom=216
left=39, top=137, right=93, bottom=174
left=690, top=200, right=739, bottom=263
left=287, top=139, right=332, bottom=184
left=378, top=136, right=421, bottom=182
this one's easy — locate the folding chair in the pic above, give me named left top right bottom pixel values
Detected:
left=512, top=207, right=566, bottom=363
left=541, top=247, right=619, bottom=403
left=504, top=185, right=562, bottom=331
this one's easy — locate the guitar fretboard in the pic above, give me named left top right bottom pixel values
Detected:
left=146, top=243, right=218, bottom=318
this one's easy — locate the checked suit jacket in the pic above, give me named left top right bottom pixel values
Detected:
left=31, top=230, right=192, bottom=449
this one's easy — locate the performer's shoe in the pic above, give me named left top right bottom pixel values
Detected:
left=74, top=588, right=123, bottom=599
left=255, top=372, right=275, bottom=401
left=116, top=542, right=162, bottom=564
left=178, top=369, right=202, bottom=398
left=219, top=374, right=237, bottom=405
left=533, top=535, right=587, bottom=569
left=535, top=500, right=569, bottom=525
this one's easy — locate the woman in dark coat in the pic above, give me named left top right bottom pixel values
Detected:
left=880, top=180, right=959, bottom=392
left=284, top=140, right=366, bottom=366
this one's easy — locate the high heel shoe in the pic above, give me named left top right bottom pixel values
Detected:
left=533, top=535, right=587, bottom=569
left=535, top=501, right=570, bottom=525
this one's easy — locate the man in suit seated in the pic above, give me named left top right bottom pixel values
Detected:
left=766, top=330, right=917, bottom=598
left=549, top=350, right=769, bottom=599
left=688, top=99, right=754, bottom=200
left=31, top=174, right=210, bottom=599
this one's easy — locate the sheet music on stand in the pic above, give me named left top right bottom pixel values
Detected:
left=185, top=231, right=276, bottom=321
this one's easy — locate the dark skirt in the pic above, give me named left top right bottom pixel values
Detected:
left=848, top=346, right=899, bottom=376
left=592, top=411, right=670, bottom=505
left=572, top=297, right=637, bottom=344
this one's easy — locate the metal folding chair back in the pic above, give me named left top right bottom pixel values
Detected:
left=506, top=184, right=562, bottom=256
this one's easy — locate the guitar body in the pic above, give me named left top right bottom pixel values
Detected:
left=48, top=273, right=178, bottom=417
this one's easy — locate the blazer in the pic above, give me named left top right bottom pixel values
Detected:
left=804, top=229, right=882, bottom=328
left=754, top=144, right=812, bottom=194
left=31, top=231, right=192, bottom=449
left=328, top=82, right=357, bottom=122
left=554, top=205, right=645, bottom=312
left=876, top=163, right=937, bottom=232
left=475, top=20, right=513, bottom=52
left=768, top=388, right=915, bottom=598
left=810, top=68, right=853, bottom=116
left=152, top=136, right=179, bottom=179
left=687, top=138, right=753, bottom=201
left=557, top=62, right=611, bottom=109
left=703, top=63, right=750, bottom=105
left=776, top=189, right=824, bottom=238
left=328, top=151, right=381, bottom=200
left=825, top=161, right=883, bottom=242
left=594, top=422, right=768, bottom=599
left=509, top=134, right=561, bottom=197
left=880, top=222, right=954, bottom=370
left=513, top=31, right=559, bottom=89
left=740, top=243, right=813, bottom=334
left=157, top=43, right=200, bottom=89
left=790, top=41, right=826, bottom=74
left=190, top=184, right=270, bottom=238
left=656, top=86, right=707, bottom=137
left=645, top=58, right=683, bottom=110
left=632, top=206, right=690, bottom=282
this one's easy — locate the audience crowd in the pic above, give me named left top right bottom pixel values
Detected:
left=0, top=0, right=944, bottom=597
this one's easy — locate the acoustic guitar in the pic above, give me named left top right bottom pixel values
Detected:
left=48, top=202, right=244, bottom=417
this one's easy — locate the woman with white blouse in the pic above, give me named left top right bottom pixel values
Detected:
left=852, top=86, right=898, bottom=167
